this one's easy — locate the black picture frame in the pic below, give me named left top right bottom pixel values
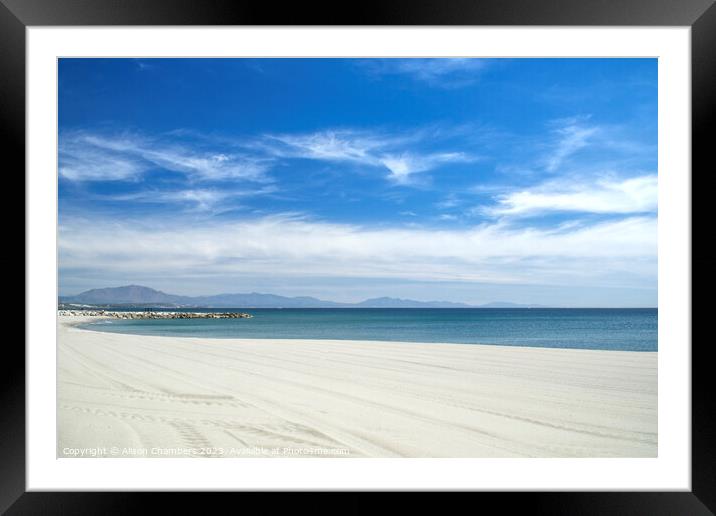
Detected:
left=5, top=0, right=714, bottom=513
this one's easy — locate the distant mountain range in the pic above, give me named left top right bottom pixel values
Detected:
left=59, top=285, right=547, bottom=309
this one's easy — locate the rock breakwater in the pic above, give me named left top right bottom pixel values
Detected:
left=58, top=310, right=252, bottom=319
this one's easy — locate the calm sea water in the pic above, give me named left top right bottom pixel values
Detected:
left=80, top=308, right=657, bottom=351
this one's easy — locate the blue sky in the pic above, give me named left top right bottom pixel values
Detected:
left=58, top=58, right=657, bottom=306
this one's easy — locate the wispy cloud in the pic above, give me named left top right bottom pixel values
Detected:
left=486, top=175, right=657, bottom=217
left=537, top=116, right=654, bottom=177
left=262, top=129, right=475, bottom=185
left=359, top=58, right=490, bottom=88
left=59, top=118, right=656, bottom=226
left=101, top=185, right=278, bottom=213
left=380, top=152, right=472, bottom=185
left=134, top=59, right=155, bottom=72
left=263, top=130, right=388, bottom=163
left=61, top=127, right=474, bottom=188
left=59, top=132, right=271, bottom=182
left=138, top=189, right=234, bottom=213
left=543, top=117, right=599, bottom=172
left=434, top=194, right=462, bottom=210
left=59, top=140, right=147, bottom=181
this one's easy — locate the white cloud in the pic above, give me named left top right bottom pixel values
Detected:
left=264, top=130, right=473, bottom=185
left=434, top=194, right=462, bottom=209
left=59, top=132, right=271, bottom=182
left=264, top=130, right=386, bottom=163
left=103, top=186, right=278, bottom=213
left=487, top=175, right=657, bottom=217
left=361, top=58, right=489, bottom=87
left=59, top=139, right=146, bottom=181
left=135, top=60, right=155, bottom=71
left=544, top=118, right=599, bottom=172
left=60, top=155, right=145, bottom=182
left=381, top=152, right=471, bottom=185
left=157, top=190, right=230, bottom=212
left=59, top=214, right=656, bottom=288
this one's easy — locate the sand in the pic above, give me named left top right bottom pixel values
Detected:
left=57, top=316, right=657, bottom=458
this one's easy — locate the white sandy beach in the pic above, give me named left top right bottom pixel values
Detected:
left=58, top=316, right=657, bottom=458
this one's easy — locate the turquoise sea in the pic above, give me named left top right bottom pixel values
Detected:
left=80, top=308, right=657, bottom=351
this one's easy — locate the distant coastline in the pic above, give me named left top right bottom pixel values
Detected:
left=59, top=284, right=552, bottom=309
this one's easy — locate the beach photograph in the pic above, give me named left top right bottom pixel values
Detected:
left=57, top=57, right=657, bottom=458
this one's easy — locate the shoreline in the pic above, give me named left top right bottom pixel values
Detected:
left=71, top=315, right=656, bottom=353
left=58, top=316, right=657, bottom=458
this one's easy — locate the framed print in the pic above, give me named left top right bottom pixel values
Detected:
left=6, top=0, right=715, bottom=513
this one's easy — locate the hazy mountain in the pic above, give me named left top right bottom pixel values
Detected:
left=60, top=285, right=190, bottom=305
left=355, top=297, right=471, bottom=308
left=59, top=286, right=342, bottom=308
left=479, top=301, right=547, bottom=308
left=188, top=292, right=346, bottom=308
left=60, top=285, right=547, bottom=309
